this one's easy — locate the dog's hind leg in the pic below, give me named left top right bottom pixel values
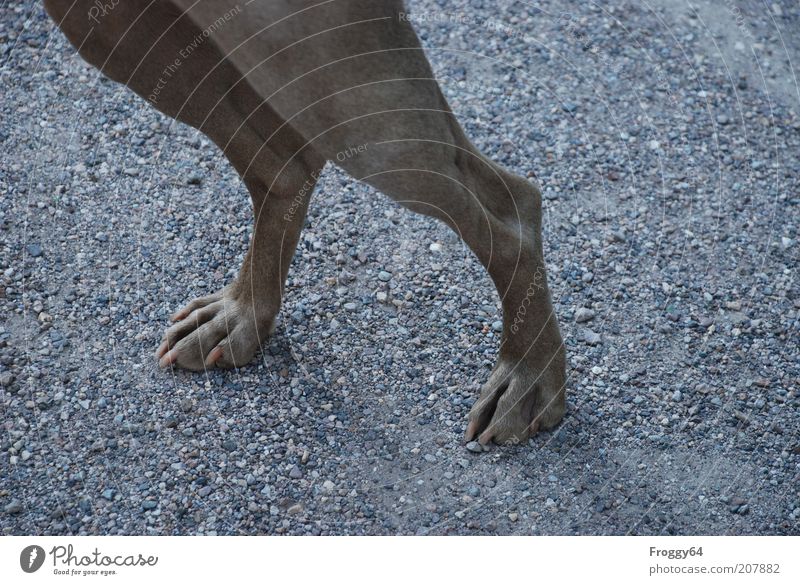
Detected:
left=345, top=133, right=567, bottom=444
left=264, top=6, right=569, bottom=443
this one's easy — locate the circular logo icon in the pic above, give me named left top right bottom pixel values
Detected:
left=20, top=545, right=46, bottom=573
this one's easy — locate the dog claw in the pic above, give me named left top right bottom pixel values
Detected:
left=171, top=310, right=187, bottom=322
left=156, top=340, right=169, bottom=359
left=156, top=289, right=275, bottom=371
left=466, top=355, right=566, bottom=445
left=159, top=349, right=177, bottom=368
left=464, top=420, right=479, bottom=442
left=205, top=346, right=224, bottom=366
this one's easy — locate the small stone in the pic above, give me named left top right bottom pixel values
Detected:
left=102, top=489, right=114, bottom=500
left=186, top=172, right=203, bottom=185
left=609, top=230, right=627, bottom=243
left=672, top=390, right=682, bottom=401
left=429, top=242, right=443, bottom=253
left=322, top=480, right=335, bottom=491
left=583, top=329, right=601, bottom=345
left=4, top=500, right=22, bottom=514
left=508, top=512, right=519, bottom=522
left=287, top=503, right=303, bottom=515
left=491, top=321, right=503, bottom=332
left=376, top=291, right=388, bottom=302
left=574, top=308, right=595, bottom=323
left=581, top=271, right=594, bottom=283
left=0, top=372, right=14, bottom=388
left=198, top=486, right=212, bottom=497
left=222, top=439, right=237, bottom=452
left=729, top=496, right=750, bottom=514
left=142, top=500, right=157, bottom=511
left=466, top=441, right=483, bottom=453
left=289, top=465, right=303, bottom=479
left=179, top=398, right=193, bottom=413
left=26, top=243, right=42, bottom=258
left=378, top=271, right=392, bottom=282
left=343, top=302, right=358, bottom=311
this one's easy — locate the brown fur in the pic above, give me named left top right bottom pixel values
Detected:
left=44, top=0, right=566, bottom=444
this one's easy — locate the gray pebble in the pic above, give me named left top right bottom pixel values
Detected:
left=574, top=308, right=595, bottom=323
left=583, top=329, right=602, bottom=345
left=466, top=441, right=483, bottom=453
left=26, top=243, right=43, bottom=257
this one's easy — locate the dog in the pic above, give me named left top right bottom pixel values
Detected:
left=44, top=0, right=566, bottom=445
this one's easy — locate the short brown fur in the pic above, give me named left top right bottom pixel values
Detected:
left=44, top=0, right=567, bottom=444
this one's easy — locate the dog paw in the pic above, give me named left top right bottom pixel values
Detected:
left=464, top=352, right=566, bottom=445
left=155, top=289, right=276, bottom=371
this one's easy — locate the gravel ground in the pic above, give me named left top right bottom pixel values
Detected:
left=1, top=0, right=799, bottom=535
